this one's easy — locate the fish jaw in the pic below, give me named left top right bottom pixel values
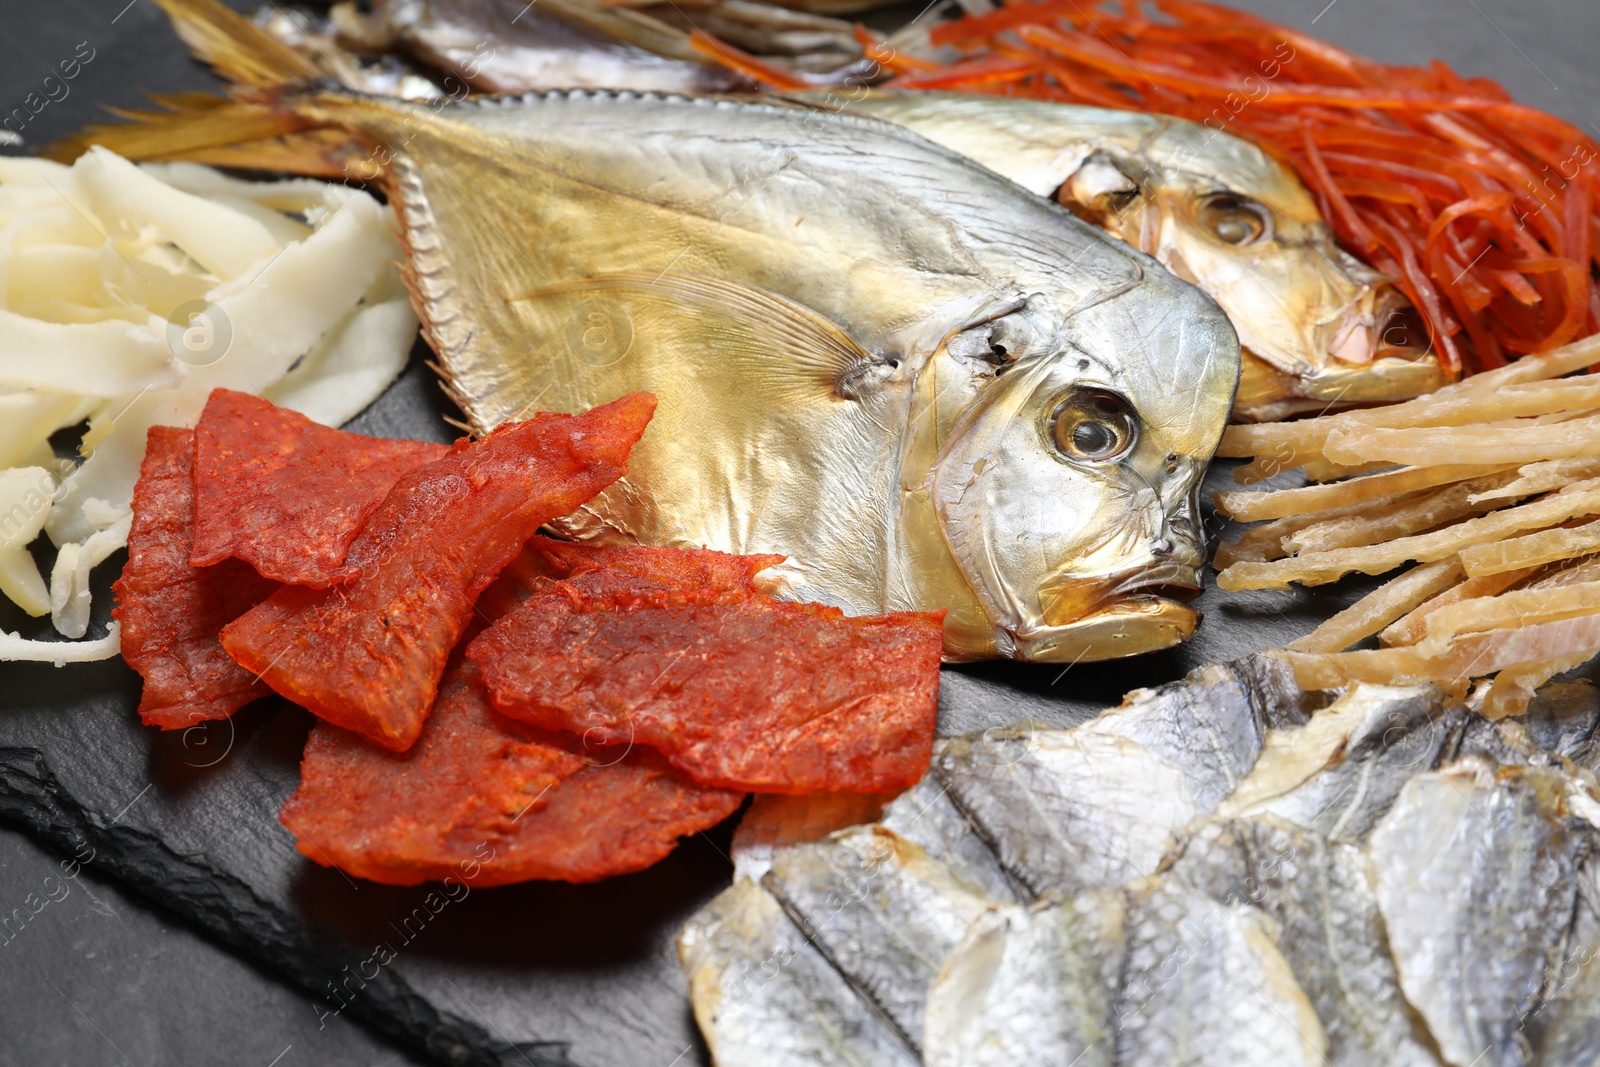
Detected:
left=1007, top=595, right=1200, bottom=662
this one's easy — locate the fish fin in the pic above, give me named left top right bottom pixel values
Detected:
left=148, top=0, right=322, bottom=88
left=525, top=271, right=888, bottom=401
left=46, top=100, right=315, bottom=165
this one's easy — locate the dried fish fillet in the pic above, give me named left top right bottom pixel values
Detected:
left=1164, top=818, right=1441, bottom=1067
left=922, top=891, right=1123, bottom=1067
left=1369, top=759, right=1580, bottom=1067
left=678, top=878, right=920, bottom=1067
left=1217, top=683, right=1448, bottom=841
left=762, top=826, right=997, bottom=1051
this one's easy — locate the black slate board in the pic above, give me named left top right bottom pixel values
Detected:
left=4, top=0, right=1600, bottom=1062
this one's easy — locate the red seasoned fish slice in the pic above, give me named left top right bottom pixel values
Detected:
left=469, top=589, right=945, bottom=795
left=220, top=393, right=656, bottom=751
left=278, top=661, right=744, bottom=886
left=113, top=427, right=279, bottom=729
left=190, top=389, right=449, bottom=586
left=525, top=536, right=786, bottom=593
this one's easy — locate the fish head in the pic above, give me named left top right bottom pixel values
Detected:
left=921, top=269, right=1238, bottom=663
left=1054, top=127, right=1446, bottom=421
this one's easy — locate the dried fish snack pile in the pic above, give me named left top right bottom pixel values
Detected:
left=0, top=151, right=417, bottom=662
left=1214, top=334, right=1600, bottom=717
left=113, top=389, right=944, bottom=884
left=680, top=654, right=1600, bottom=1067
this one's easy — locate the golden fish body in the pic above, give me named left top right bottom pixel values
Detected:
left=824, top=91, right=1445, bottom=422
left=303, top=88, right=1237, bottom=661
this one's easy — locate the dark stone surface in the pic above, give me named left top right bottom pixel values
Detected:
left=2, top=0, right=1598, bottom=1064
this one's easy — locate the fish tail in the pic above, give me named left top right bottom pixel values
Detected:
left=43, top=0, right=342, bottom=172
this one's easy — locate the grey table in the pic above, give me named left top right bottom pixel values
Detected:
left=1, top=0, right=1597, bottom=1063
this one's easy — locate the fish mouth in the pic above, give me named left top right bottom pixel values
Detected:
left=1234, top=292, right=1448, bottom=423
left=1015, top=564, right=1202, bottom=662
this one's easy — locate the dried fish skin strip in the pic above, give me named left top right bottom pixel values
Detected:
left=1163, top=818, right=1441, bottom=1067
left=222, top=392, right=654, bottom=751
left=1216, top=463, right=1510, bottom=523
left=1482, top=653, right=1595, bottom=721
left=1415, top=581, right=1600, bottom=655
left=1282, top=470, right=1523, bottom=555
left=1323, top=411, right=1600, bottom=468
left=1217, top=684, right=1448, bottom=842
left=279, top=660, right=743, bottom=886
left=1218, top=480, right=1600, bottom=590
left=923, top=891, right=1123, bottom=1067
left=190, top=388, right=447, bottom=585
left=1288, top=559, right=1464, bottom=654
left=762, top=825, right=998, bottom=1051
left=472, top=591, right=944, bottom=795
left=1369, top=759, right=1580, bottom=1067
left=1288, top=614, right=1600, bottom=691
left=677, top=878, right=920, bottom=1067
left=1460, top=518, right=1600, bottom=577
left=1379, top=566, right=1543, bottom=647
left=1470, top=456, right=1600, bottom=504
left=879, top=774, right=1019, bottom=904
left=112, top=427, right=278, bottom=729
left=1215, top=487, right=1435, bottom=569
left=1114, top=883, right=1328, bottom=1067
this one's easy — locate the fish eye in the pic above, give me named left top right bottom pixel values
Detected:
left=1198, top=194, right=1271, bottom=246
left=1048, top=389, right=1138, bottom=464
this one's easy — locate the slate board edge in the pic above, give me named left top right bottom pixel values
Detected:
left=0, top=744, right=571, bottom=1067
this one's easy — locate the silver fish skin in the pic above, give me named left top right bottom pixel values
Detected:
left=922, top=890, right=1125, bottom=1067
left=932, top=657, right=1295, bottom=895
left=761, top=825, right=998, bottom=1050
left=1369, top=758, right=1581, bottom=1067
left=1528, top=853, right=1600, bottom=1065
left=1114, top=882, right=1328, bottom=1067
left=1164, top=818, right=1442, bottom=1067
left=879, top=775, right=1021, bottom=904
left=1217, top=683, right=1450, bottom=841
left=678, top=877, right=920, bottom=1067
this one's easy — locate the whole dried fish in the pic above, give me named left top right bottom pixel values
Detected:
left=77, top=0, right=1242, bottom=665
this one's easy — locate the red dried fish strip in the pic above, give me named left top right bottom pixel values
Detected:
left=220, top=393, right=656, bottom=751
left=113, top=427, right=278, bottom=729
left=469, top=589, right=945, bottom=795
left=191, top=388, right=448, bottom=586
left=279, top=662, right=744, bottom=886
